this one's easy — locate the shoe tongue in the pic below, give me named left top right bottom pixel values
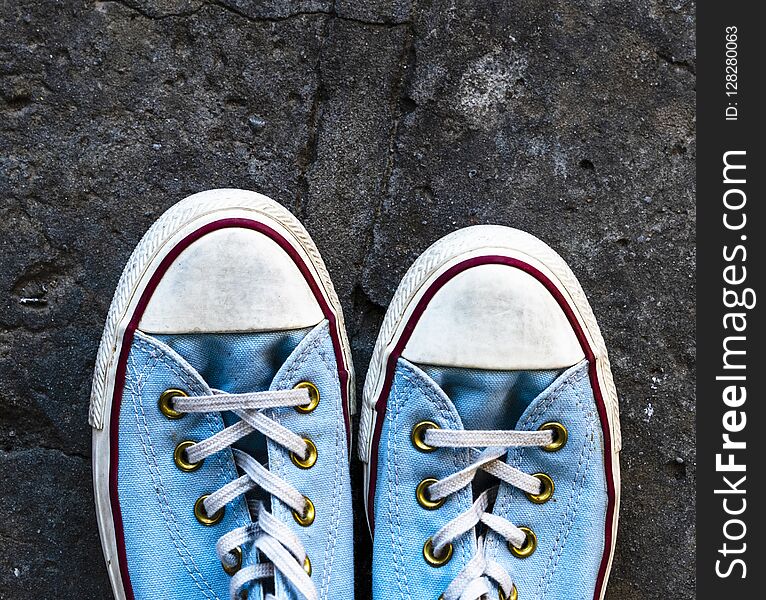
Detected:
left=420, top=364, right=564, bottom=502
left=153, top=328, right=312, bottom=466
left=154, top=329, right=311, bottom=393
left=420, top=365, right=563, bottom=430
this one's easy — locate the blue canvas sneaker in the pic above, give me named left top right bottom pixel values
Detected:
left=359, top=225, right=621, bottom=600
left=89, top=189, right=355, bottom=600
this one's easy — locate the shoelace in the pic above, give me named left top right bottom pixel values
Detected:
left=421, top=427, right=555, bottom=600
left=173, top=388, right=319, bottom=600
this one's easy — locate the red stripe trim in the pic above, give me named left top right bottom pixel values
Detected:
left=108, top=218, right=351, bottom=599
left=365, top=255, right=616, bottom=600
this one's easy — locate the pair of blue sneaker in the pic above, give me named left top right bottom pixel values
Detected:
left=90, top=189, right=621, bottom=600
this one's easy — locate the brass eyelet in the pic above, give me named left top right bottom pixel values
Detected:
left=292, top=496, right=315, bottom=527
left=159, top=388, right=187, bottom=419
left=525, top=473, right=554, bottom=504
left=174, top=440, right=203, bottom=472
left=222, top=546, right=242, bottom=576
left=294, top=381, right=320, bottom=413
left=509, top=527, right=537, bottom=558
left=498, top=584, right=518, bottom=600
left=194, top=495, right=225, bottom=526
left=303, top=555, right=312, bottom=576
left=291, top=438, right=318, bottom=469
left=423, top=538, right=453, bottom=567
left=416, top=478, right=445, bottom=510
left=411, top=421, right=440, bottom=453
left=539, top=422, right=567, bottom=452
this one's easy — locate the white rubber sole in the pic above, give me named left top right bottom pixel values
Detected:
left=358, top=225, right=621, bottom=600
left=89, top=189, right=355, bottom=600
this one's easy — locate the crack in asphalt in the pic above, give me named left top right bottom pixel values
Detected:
left=1, top=445, right=90, bottom=461
left=655, top=50, right=696, bottom=75
left=357, top=1, right=419, bottom=292
left=106, top=0, right=411, bottom=28
left=292, top=5, right=334, bottom=219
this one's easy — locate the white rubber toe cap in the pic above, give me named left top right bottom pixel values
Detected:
left=139, top=227, right=323, bottom=333
left=400, top=263, right=585, bottom=370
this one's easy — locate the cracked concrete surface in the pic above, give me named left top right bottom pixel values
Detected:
left=0, top=0, right=695, bottom=598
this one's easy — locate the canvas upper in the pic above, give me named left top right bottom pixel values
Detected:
left=372, top=358, right=608, bottom=600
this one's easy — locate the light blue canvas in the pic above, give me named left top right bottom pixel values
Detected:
left=483, top=362, right=606, bottom=600
left=154, top=328, right=312, bottom=471
left=372, top=358, right=607, bottom=600
left=421, top=366, right=562, bottom=432
left=117, top=320, right=354, bottom=600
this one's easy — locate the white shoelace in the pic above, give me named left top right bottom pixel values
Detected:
left=173, top=388, right=319, bottom=600
left=421, top=427, right=555, bottom=600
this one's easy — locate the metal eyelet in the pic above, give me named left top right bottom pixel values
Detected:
left=416, top=478, right=445, bottom=510
left=158, top=388, right=187, bottom=419
left=222, top=546, right=242, bottom=576
left=539, top=422, right=567, bottom=452
left=411, top=421, right=440, bottom=452
left=292, top=496, right=315, bottom=527
left=509, top=527, right=537, bottom=558
left=423, top=538, right=453, bottom=567
left=291, top=438, right=318, bottom=469
left=303, top=555, right=312, bottom=576
left=174, top=440, right=203, bottom=472
left=525, top=473, right=554, bottom=504
left=194, top=495, right=225, bottom=526
left=498, top=584, right=518, bottom=600
left=294, top=381, right=320, bottom=413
